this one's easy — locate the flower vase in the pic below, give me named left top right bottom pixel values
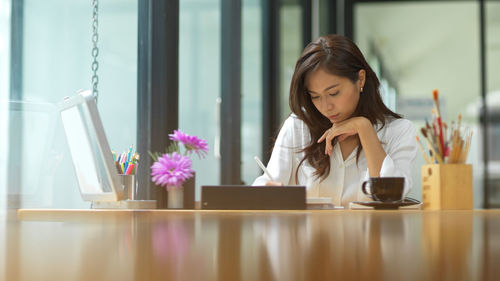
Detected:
left=168, top=187, right=184, bottom=209
left=156, top=173, right=194, bottom=209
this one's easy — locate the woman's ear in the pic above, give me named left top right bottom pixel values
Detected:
left=358, top=69, right=366, bottom=89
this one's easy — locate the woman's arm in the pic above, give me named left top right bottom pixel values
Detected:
left=356, top=117, right=387, bottom=177
left=318, top=117, right=417, bottom=195
left=252, top=117, right=297, bottom=186
left=318, top=117, right=417, bottom=179
left=375, top=119, right=418, bottom=195
left=318, top=116, right=386, bottom=176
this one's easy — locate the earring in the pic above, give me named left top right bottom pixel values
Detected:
left=360, top=87, right=364, bottom=93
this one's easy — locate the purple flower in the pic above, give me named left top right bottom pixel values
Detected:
left=151, top=152, right=194, bottom=190
left=169, top=129, right=209, bottom=159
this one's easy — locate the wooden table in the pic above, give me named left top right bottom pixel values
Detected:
left=2, top=209, right=500, bottom=281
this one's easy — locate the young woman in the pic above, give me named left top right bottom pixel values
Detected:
left=253, top=34, right=417, bottom=207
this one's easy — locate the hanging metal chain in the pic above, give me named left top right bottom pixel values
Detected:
left=91, top=0, right=99, bottom=102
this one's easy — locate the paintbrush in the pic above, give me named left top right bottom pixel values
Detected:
left=432, top=122, right=442, bottom=157
left=442, top=121, right=449, bottom=156
left=425, top=118, right=432, bottom=137
left=433, top=89, right=445, bottom=157
left=459, top=130, right=473, bottom=163
left=421, top=127, right=443, bottom=164
left=449, top=128, right=465, bottom=163
left=449, top=128, right=458, bottom=163
left=457, top=114, right=462, bottom=138
left=416, top=136, right=431, bottom=164
left=448, top=121, right=455, bottom=145
left=454, top=139, right=464, bottom=164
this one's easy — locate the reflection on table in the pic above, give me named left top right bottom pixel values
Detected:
left=2, top=209, right=500, bottom=281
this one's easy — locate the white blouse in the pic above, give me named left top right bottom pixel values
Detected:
left=252, top=115, right=418, bottom=207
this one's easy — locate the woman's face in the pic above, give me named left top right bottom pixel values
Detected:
left=305, top=67, right=365, bottom=123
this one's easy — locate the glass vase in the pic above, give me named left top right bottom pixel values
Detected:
left=168, top=187, right=184, bottom=209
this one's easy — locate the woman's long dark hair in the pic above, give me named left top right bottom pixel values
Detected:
left=289, top=34, right=401, bottom=182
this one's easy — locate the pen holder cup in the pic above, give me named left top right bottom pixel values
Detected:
left=119, top=174, right=138, bottom=200
left=421, top=164, right=473, bottom=210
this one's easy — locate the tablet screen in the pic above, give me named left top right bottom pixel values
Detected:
left=59, top=91, right=122, bottom=201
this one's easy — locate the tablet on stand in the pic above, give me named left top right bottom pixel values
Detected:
left=59, top=90, right=155, bottom=209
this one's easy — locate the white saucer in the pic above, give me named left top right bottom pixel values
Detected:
left=307, top=197, right=332, bottom=204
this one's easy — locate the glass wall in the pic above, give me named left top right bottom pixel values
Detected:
left=486, top=0, right=500, bottom=207
left=179, top=0, right=266, bottom=190
left=0, top=0, right=10, bottom=204
left=355, top=1, right=482, bottom=206
left=2, top=0, right=495, bottom=208
left=0, top=0, right=8, bottom=98
left=280, top=0, right=303, bottom=122
left=318, top=0, right=332, bottom=38
left=0, top=0, right=137, bottom=208
left=179, top=0, right=221, bottom=200
left=241, top=0, right=263, bottom=185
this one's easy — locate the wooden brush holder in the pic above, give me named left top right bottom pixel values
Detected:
left=421, top=164, right=473, bottom=210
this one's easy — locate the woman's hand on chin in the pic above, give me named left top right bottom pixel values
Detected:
left=317, top=116, right=370, bottom=156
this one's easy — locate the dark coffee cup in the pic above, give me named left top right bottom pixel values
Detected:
left=361, top=177, right=404, bottom=202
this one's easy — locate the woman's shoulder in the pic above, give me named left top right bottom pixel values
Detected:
left=385, top=117, right=414, bottom=129
left=283, top=113, right=308, bottom=130
left=377, top=117, right=416, bottom=138
left=278, top=114, right=311, bottom=145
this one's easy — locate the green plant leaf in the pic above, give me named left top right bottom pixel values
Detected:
left=165, top=142, right=180, bottom=154
left=148, top=151, right=159, bottom=162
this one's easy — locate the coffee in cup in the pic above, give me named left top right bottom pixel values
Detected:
left=361, top=177, right=405, bottom=202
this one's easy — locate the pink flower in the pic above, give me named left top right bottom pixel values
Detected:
left=150, top=130, right=209, bottom=191
left=151, top=152, right=194, bottom=190
left=169, top=129, right=209, bottom=159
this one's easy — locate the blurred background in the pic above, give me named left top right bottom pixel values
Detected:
left=0, top=0, right=498, bottom=208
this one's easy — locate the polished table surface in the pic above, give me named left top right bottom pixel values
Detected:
left=2, top=209, right=500, bottom=281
